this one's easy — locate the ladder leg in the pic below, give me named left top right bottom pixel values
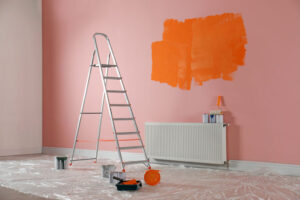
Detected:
left=70, top=51, right=95, bottom=164
left=94, top=90, right=105, bottom=162
left=95, top=54, right=110, bottom=161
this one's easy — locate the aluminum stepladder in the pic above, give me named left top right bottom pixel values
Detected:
left=69, top=33, right=152, bottom=173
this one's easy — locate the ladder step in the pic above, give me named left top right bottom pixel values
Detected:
left=110, top=104, right=131, bottom=107
left=90, top=64, right=117, bottom=68
left=81, top=112, right=102, bottom=114
left=103, top=76, right=122, bottom=80
left=116, top=131, right=138, bottom=135
left=123, top=160, right=148, bottom=165
left=70, top=158, right=96, bottom=162
left=119, top=146, right=143, bottom=150
left=101, top=64, right=117, bottom=68
left=106, top=90, right=126, bottom=93
left=113, top=118, right=134, bottom=121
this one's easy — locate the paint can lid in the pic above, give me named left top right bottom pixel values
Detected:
left=56, top=156, right=68, bottom=161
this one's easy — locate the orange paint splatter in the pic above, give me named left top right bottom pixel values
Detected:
left=151, top=13, right=247, bottom=90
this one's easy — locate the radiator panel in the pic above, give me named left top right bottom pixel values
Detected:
left=145, top=123, right=226, bottom=165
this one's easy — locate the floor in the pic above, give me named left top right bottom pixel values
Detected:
left=0, top=186, right=53, bottom=200
left=0, top=155, right=300, bottom=200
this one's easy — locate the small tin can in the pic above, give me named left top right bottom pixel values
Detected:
left=55, top=156, right=68, bottom=170
left=216, top=114, right=224, bottom=123
left=210, top=114, right=216, bottom=123
left=202, top=113, right=209, bottom=123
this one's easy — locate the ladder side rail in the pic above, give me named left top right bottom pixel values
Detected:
left=93, top=35, right=125, bottom=169
left=70, top=50, right=96, bottom=163
left=105, top=38, right=137, bottom=124
left=95, top=53, right=111, bottom=161
left=105, top=38, right=151, bottom=167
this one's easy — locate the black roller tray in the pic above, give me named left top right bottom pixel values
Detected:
left=115, top=180, right=142, bottom=191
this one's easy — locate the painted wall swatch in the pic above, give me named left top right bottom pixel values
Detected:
left=151, top=13, right=247, bottom=90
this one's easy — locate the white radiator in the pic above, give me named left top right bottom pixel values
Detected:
left=145, top=122, right=227, bottom=165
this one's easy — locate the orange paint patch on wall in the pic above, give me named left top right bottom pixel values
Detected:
left=151, top=13, right=247, bottom=90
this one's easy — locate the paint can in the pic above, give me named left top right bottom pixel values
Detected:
left=209, top=114, right=216, bottom=123
left=216, top=114, right=224, bottom=123
left=102, top=165, right=116, bottom=178
left=109, top=171, right=126, bottom=184
left=55, top=156, right=68, bottom=170
left=202, top=113, right=209, bottom=123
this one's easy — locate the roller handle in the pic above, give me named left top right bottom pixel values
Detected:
left=113, top=176, right=124, bottom=182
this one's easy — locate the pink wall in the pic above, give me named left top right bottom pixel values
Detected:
left=43, top=0, right=300, bottom=164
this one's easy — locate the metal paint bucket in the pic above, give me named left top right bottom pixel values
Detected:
left=55, top=156, right=68, bottom=170
left=102, top=165, right=116, bottom=178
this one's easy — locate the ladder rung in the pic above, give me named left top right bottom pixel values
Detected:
left=101, top=64, right=117, bottom=68
left=116, top=131, right=138, bottom=135
left=103, top=76, right=122, bottom=80
left=70, top=158, right=96, bottom=162
left=110, top=104, right=130, bottom=107
left=106, top=90, right=126, bottom=93
left=123, top=160, right=148, bottom=165
left=81, top=112, right=102, bottom=114
left=113, top=118, right=134, bottom=121
left=91, top=64, right=117, bottom=68
left=119, top=146, right=143, bottom=150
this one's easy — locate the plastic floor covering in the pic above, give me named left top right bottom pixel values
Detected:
left=0, top=154, right=300, bottom=200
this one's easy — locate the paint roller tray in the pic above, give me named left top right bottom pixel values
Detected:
left=115, top=180, right=142, bottom=191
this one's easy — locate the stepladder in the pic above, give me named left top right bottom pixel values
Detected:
left=69, top=33, right=160, bottom=185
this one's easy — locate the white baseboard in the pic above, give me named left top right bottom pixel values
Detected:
left=42, top=147, right=145, bottom=161
left=0, top=147, right=42, bottom=157
left=229, top=160, right=300, bottom=176
left=151, top=158, right=229, bottom=170
left=42, top=147, right=300, bottom=176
